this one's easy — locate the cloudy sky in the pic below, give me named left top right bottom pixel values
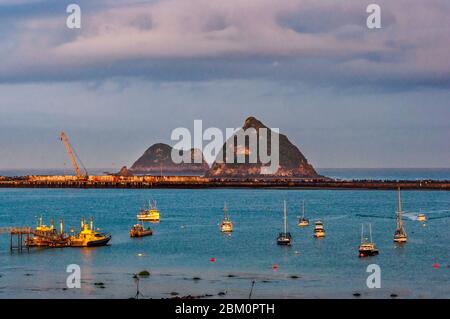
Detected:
left=0, top=0, right=449, bottom=169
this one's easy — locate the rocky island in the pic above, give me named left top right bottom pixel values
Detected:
left=130, top=143, right=209, bottom=176
left=207, top=117, right=320, bottom=179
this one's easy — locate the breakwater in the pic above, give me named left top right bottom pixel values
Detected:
left=0, top=175, right=449, bottom=190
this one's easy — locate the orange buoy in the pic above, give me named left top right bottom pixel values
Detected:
left=210, top=257, right=216, bottom=263
left=434, top=262, right=439, bottom=269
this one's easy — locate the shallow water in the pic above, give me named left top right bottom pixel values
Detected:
left=0, top=188, right=449, bottom=299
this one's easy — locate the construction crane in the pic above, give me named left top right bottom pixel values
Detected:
left=60, top=131, right=88, bottom=180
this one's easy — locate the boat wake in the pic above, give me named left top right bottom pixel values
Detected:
left=355, top=214, right=395, bottom=220
left=357, top=210, right=450, bottom=221
left=405, top=210, right=450, bottom=220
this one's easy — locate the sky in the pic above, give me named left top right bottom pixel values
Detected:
left=0, top=0, right=449, bottom=169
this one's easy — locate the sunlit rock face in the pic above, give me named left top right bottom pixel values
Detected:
left=130, top=143, right=209, bottom=176
left=206, top=117, right=320, bottom=179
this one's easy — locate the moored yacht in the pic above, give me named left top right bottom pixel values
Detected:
left=297, top=200, right=309, bottom=227
left=393, top=188, right=407, bottom=243
left=358, top=223, right=379, bottom=257
left=313, top=220, right=325, bottom=238
left=277, top=201, right=292, bottom=246
left=220, top=203, right=233, bottom=233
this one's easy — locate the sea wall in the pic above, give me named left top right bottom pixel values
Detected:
left=0, top=175, right=449, bottom=190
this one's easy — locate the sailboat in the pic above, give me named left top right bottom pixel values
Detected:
left=393, top=188, right=407, bottom=243
left=277, top=201, right=292, bottom=246
left=220, top=203, right=233, bottom=233
left=297, top=200, right=309, bottom=227
left=358, top=223, right=379, bottom=257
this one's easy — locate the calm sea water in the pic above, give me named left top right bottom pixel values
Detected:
left=0, top=187, right=449, bottom=299
left=317, top=168, right=450, bottom=181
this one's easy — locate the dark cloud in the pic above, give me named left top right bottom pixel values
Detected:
left=0, top=0, right=449, bottom=91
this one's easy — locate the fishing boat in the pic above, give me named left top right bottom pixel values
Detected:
left=358, top=224, right=379, bottom=257
left=27, top=216, right=69, bottom=247
left=313, top=220, right=325, bottom=238
left=130, top=222, right=153, bottom=238
left=137, top=200, right=160, bottom=222
left=69, top=217, right=111, bottom=247
left=277, top=201, right=292, bottom=246
left=34, top=215, right=55, bottom=233
left=393, top=188, right=407, bottom=243
left=297, top=200, right=309, bottom=227
left=220, top=203, right=233, bottom=233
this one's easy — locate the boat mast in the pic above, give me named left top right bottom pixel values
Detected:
left=224, top=202, right=228, bottom=219
left=301, top=200, right=305, bottom=218
left=397, top=188, right=404, bottom=230
left=361, top=224, right=364, bottom=243
left=369, top=223, right=373, bottom=243
left=283, top=200, right=287, bottom=233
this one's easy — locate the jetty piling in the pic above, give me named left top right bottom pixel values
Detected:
left=8, top=227, right=32, bottom=253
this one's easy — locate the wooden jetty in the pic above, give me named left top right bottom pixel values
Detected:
left=3, top=227, right=32, bottom=253
left=1, top=226, right=69, bottom=252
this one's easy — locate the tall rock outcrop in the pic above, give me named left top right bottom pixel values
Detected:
left=206, top=117, right=320, bottom=178
left=130, top=143, right=209, bottom=176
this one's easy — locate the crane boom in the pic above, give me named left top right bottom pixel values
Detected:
left=60, top=131, right=88, bottom=179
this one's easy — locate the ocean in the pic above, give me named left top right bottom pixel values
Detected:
left=318, top=168, right=450, bottom=181
left=0, top=184, right=449, bottom=298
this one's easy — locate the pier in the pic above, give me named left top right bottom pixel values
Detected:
left=1, top=226, right=69, bottom=252
left=2, top=227, right=32, bottom=253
